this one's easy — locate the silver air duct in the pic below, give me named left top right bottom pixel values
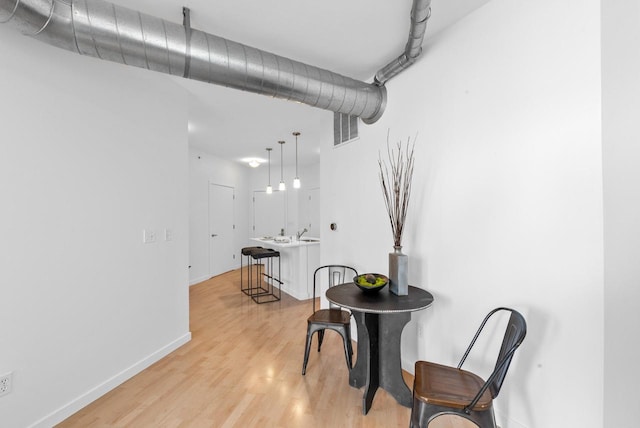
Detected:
left=0, top=0, right=387, bottom=123
left=374, top=0, right=431, bottom=86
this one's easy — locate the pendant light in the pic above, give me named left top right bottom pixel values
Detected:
left=266, top=147, right=273, bottom=194
left=292, top=131, right=301, bottom=189
left=278, top=140, right=286, bottom=191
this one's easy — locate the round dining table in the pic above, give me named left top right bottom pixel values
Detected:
left=326, top=283, right=434, bottom=415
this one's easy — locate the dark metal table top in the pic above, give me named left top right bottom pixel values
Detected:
left=326, top=283, right=434, bottom=314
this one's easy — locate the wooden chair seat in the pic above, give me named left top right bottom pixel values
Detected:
left=410, top=308, right=527, bottom=428
left=414, top=361, right=493, bottom=411
left=307, top=308, right=351, bottom=325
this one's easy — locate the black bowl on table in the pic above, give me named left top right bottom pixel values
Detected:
left=353, top=273, right=389, bottom=293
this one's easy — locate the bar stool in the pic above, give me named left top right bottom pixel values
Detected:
left=250, top=248, right=282, bottom=304
left=240, top=246, right=266, bottom=296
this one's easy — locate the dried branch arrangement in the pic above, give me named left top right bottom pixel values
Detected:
left=378, top=133, right=416, bottom=248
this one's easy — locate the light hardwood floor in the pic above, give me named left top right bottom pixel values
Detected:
left=58, top=269, right=475, bottom=427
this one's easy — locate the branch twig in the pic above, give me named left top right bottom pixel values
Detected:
left=378, top=132, right=416, bottom=247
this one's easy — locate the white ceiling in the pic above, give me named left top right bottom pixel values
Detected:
left=117, top=0, right=490, bottom=168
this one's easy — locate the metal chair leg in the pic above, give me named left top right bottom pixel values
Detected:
left=317, top=329, right=325, bottom=352
left=302, top=325, right=314, bottom=375
left=342, top=327, right=353, bottom=370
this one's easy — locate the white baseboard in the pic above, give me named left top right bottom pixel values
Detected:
left=189, top=264, right=242, bottom=286
left=189, top=274, right=211, bottom=286
left=281, top=285, right=312, bottom=301
left=401, top=356, right=414, bottom=375
left=29, top=332, right=192, bottom=428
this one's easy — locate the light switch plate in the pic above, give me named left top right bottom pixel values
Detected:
left=143, top=229, right=156, bottom=243
left=0, top=372, right=12, bottom=397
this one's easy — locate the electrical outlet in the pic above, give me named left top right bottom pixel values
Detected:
left=0, top=372, right=13, bottom=397
left=164, top=229, right=173, bottom=241
left=417, top=324, right=424, bottom=338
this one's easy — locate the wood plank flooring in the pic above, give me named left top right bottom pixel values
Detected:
left=58, top=269, right=474, bottom=427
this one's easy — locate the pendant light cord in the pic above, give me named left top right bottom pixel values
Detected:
left=280, top=143, right=284, bottom=180
left=278, top=140, right=286, bottom=190
left=266, top=147, right=272, bottom=191
left=292, top=132, right=301, bottom=188
left=294, top=132, right=299, bottom=177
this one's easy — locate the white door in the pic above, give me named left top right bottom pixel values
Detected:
left=209, top=184, right=235, bottom=277
left=253, top=190, right=286, bottom=237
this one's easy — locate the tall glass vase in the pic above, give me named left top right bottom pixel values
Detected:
left=389, top=245, right=408, bottom=296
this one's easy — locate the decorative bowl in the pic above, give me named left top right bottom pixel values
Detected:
left=353, top=273, right=389, bottom=293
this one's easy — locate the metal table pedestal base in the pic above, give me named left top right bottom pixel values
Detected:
left=349, top=311, right=412, bottom=414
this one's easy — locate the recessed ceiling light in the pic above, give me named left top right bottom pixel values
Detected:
left=249, top=160, right=260, bottom=168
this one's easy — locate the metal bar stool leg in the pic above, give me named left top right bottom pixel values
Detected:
left=251, top=249, right=282, bottom=304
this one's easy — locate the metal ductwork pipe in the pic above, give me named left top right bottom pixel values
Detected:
left=0, top=0, right=387, bottom=123
left=374, top=0, right=431, bottom=86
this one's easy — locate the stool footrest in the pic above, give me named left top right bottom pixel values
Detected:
left=262, top=273, right=284, bottom=286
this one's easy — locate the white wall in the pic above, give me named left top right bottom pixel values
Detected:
left=188, top=149, right=252, bottom=284
left=298, top=162, right=320, bottom=190
left=298, top=162, right=321, bottom=237
left=287, top=162, right=320, bottom=237
left=602, top=2, right=640, bottom=427
left=322, top=1, right=603, bottom=427
left=0, top=29, right=190, bottom=427
left=248, top=163, right=320, bottom=238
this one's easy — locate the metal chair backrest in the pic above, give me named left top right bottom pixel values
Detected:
left=457, top=307, right=527, bottom=411
left=312, top=265, right=358, bottom=313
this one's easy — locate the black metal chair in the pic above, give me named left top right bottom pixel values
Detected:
left=410, top=307, right=527, bottom=428
left=302, top=265, right=358, bottom=375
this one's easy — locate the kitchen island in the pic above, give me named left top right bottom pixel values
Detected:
left=249, top=236, right=320, bottom=300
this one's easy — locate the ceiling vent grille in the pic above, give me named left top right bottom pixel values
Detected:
left=334, top=113, right=359, bottom=146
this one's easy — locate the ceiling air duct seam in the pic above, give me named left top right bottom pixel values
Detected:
left=0, top=0, right=386, bottom=123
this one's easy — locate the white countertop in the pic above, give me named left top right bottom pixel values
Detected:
left=251, top=236, right=320, bottom=248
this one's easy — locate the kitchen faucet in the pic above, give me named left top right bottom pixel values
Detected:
left=296, top=228, right=308, bottom=240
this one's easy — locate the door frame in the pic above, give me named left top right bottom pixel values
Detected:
left=208, top=182, right=236, bottom=277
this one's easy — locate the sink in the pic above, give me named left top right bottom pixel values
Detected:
left=300, top=238, right=320, bottom=242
